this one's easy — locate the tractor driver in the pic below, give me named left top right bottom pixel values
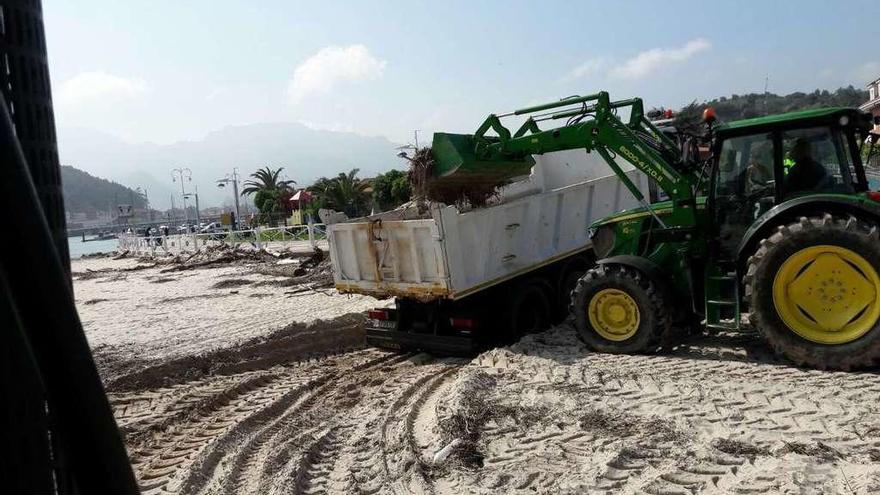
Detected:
left=746, top=141, right=773, bottom=194
left=785, top=138, right=827, bottom=195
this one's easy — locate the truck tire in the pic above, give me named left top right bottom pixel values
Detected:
left=745, top=214, right=880, bottom=370
left=556, top=259, right=590, bottom=321
left=509, top=282, right=551, bottom=339
left=571, top=264, right=671, bottom=353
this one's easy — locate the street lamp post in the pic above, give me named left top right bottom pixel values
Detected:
left=136, top=187, right=151, bottom=221
left=183, top=188, right=201, bottom=231
left=216, top=168, right=241, bottom=229
left=171, top=167, right=193, bottom=225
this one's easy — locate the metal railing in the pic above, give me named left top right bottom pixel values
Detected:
left=117, top=223, right=327, bottom=257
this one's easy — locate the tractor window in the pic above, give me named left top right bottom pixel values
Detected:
left=867, top=139, right=880, bottom=190
left=714, top=133, right=776, bottom=260
left=781, top=126, right=856, bottom=197
left=716, top=133, right=775, bottom=197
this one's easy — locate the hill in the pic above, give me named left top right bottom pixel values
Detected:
left=57, top=123, right=401, bottom=209
left=653, top=86, right=870, bottom=132
left=703, top=86, right=868, bottom=122
left=61, top=165, right=146, bottom=214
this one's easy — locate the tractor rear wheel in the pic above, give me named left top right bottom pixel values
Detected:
left=571, top=264, right=671, bottom=353
left=745, top=214, right=880, bottom=370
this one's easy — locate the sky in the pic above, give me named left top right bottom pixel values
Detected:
left=45, top=0, right=880, bottom=147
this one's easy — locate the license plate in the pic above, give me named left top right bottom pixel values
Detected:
left=370, top=319, right=396, bottom=329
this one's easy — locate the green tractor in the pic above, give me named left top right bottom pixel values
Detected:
left=427, top=91, right=880, bottom=370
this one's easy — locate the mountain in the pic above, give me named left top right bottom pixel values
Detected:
left=57, top=123, right=401, bottom=209
left=60, top=165, right=146, bottom=214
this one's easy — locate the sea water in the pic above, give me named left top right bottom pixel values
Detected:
left=67, top=236, right=118, bottom=259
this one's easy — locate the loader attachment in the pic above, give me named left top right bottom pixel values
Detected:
left=421, top=93, right=618, bottom=195
left=429, top=132, right=535, bottom=191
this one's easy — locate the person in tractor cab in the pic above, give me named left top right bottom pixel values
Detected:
left=784, top=138, right=827, bottom=194
left=746, top=141, right=773, bottom=194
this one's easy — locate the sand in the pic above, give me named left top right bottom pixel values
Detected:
left=75, top=257, right=880, bottom=495
left=73, top=256, right=380, bottom=372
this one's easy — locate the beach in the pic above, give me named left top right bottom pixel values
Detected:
left=75, top=253, right=880, bottom=494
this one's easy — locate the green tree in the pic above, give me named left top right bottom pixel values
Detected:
left=309, top=168, right=371, bottom=217
left=372, top=169, right=412, bottom=211
left=672, top=101, right=703, bottom=135
left=252, top=189, right=281, bottom=225
left=241, top=166, right=296, bottom=225
left=697, top=86, right=868, bottom=123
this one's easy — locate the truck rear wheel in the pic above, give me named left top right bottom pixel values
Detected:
left=571, top=264, right=671, bottom=353
left=745, top=214, right=880, bottom=370
left=557, top=265, right=588, bottom=322
left=509, top=282, right=551, bottom=339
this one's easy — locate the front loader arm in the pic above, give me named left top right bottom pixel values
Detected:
left=468, top=92, right=695, bottom=215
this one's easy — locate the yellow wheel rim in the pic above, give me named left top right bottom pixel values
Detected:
left=588, top=288, right=640, bottom=341
left=772, top=245, right=880, bottom=344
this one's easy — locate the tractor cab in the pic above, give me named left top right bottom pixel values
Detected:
left=709, top=108, right=873, bottom=260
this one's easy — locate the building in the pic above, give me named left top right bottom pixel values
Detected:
left=860, top=76, right=880, bottom=132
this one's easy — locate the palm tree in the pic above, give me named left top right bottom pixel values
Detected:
left=309, top=168, right=371, bottom=217
left=240, top=166, right=296, bottom=196
left=241, top=166, right=296, bottom=225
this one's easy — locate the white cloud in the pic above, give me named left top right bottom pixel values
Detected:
left=287, top=44, right=386, bottom=104
left=854, top=61, right=880, bottom=85
left=206, top=87, right=227, bottom=101
left=560, top=58, right=606, bottom=83
left=57, top=71, right=148, bottom=106
left=610, top=38, right=711, bottom=80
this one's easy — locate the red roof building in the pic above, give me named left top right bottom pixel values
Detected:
left=860, top=76, right=880, bottom=131
left=288, top=189, right=313, bottom=209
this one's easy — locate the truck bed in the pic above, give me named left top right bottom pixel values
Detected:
left=328, top=153, right=650, bottom=301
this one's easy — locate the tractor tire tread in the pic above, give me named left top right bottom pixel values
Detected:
left=744, top=212, right=880, bottom=370
left=570, top=264, right=673, bottom=354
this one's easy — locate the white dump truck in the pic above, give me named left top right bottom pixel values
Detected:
left=325, top=151, right=653, bottom=353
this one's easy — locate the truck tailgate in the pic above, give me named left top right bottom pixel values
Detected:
left=329, top=218, right=451, bottom=300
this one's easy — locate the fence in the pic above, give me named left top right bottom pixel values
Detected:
left=118, top=223, right=328, bottom=257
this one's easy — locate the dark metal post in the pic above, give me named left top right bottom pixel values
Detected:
left=0, top=0, right=68, bottom=269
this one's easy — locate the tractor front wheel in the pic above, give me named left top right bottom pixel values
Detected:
left=745, top=214, right=880, bottom=370
left=571, top=264, right=672, bottom=353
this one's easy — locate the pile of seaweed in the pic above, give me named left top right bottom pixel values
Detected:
left=407, top=147, right=500, bottom=208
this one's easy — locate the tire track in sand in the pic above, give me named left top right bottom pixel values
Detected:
left=459, top=327, right=880, bottom=494
left=208, top=351, right=415, bottom=495
left=125, top=349, right=394, bottom=494
left=290, top=358, right=464, bottom=495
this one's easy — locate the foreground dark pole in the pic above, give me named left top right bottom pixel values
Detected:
left=0, top=2, right=139, bottom=493
left=0, top=0, right=68, bottom=268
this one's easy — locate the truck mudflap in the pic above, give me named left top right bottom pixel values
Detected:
left=365, top=327, right=478, bottom=355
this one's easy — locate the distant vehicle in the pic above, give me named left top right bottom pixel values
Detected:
left=199, top=222, right=223, bottom=233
